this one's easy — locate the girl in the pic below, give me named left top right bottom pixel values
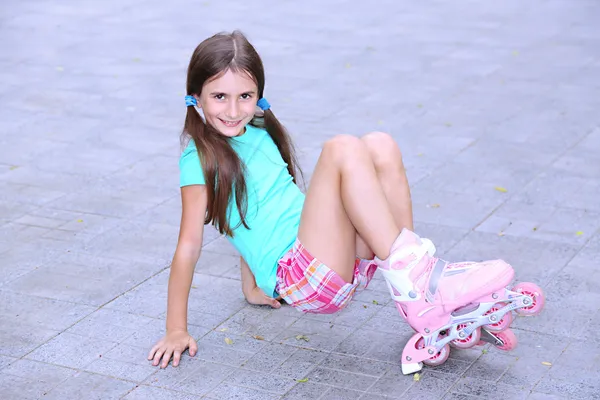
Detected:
left=148, top=31, right=544, bottom=375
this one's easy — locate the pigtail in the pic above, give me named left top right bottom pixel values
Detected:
left=182, top=105, right=249, bottom=236
left=262, top=109, right=305, bottom=189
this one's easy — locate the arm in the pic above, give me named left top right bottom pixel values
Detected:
left=240, top=256, right=258, bottom=298
left=166, top=184, right=208, bottom=333
left=149, top=184, right=207, bottom=368
left=240, top=256, right=281, bottom=308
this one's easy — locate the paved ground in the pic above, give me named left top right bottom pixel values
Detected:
left=1, top=0, right=599, bottom=399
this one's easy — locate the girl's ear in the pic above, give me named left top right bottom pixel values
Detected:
left=194, top=94, right=202, bottom=109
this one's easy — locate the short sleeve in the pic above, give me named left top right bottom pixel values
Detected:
left=179, top=141, right=206, bottom=187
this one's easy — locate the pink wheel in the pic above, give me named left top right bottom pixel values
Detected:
left=484, top=303, right=513, bottom=332
left=451, top=325, right=481, bottom=349
left=416, top=338, right=451, bottom=367
left=494, top=329, right=518, bottom=351
left=513, top=282, right=545, bottom=316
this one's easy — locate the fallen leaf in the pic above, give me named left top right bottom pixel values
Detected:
left=191, top=285, right=197, bottom=289
left=532, top=227, right=538, bottom=231
left=219, top=328, right=228, bottom=332
left=417, top=153, right=424, bottom=156
left=76, top=219, right=83, bottom=223
left=413, top=373, right=421, bottom=382
left=296, top=378, right=309, bottom=383
left=224, top=338, right=233, bottom=345
left=132, top=57, right=141, bottom=62
left=498, top=231, right=505, bottom=236
left=345, top=63, right=352, bottom=69
left=512, top=50, right=519, bottom=56
left=295, top=335, right=310, bottom=342
left=377, top=120, right=384, bottom=125
left=372, top=300, right=379, bottom=305
left=430, top=203, right=441, bottom=208
left=541, top=361, right=552, bottom=366
left=252, top=335, right=265, bottom=341
left=9, top=165, right=18, bottom=170
left=576, top=231, right=584, bottom=236
left=494, top=186, right=508, bottom=193
left=482, top=348, right=488, bottom=354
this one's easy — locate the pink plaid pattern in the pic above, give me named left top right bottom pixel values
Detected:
left=275, top=239, right=378, bottom=314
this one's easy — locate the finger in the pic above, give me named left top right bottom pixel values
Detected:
left=152, top=347, right=166, bottom=366
left=172, top=350, right=182, bottom=367
left=189, top=339, right=198, bottom=357
left=161, top=349, right=174, bottom=369
left=147, top=344, right=159, bottom=360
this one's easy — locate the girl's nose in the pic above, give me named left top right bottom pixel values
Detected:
left=225, top=99, right=239, bottom=118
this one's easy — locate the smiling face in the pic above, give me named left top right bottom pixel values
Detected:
left=197, top=69, right=258, bottom=137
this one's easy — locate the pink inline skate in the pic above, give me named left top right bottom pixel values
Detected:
left=376, top=229, right=545, bottom=375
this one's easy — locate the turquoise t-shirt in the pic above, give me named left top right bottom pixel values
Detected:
left=179, top=124, right=305, bottom=297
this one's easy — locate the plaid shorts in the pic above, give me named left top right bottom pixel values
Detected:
left=275, top=238, right=378, bottom=314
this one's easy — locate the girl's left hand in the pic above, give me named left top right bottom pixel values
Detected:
left=245, top=286, right=282, bottom=309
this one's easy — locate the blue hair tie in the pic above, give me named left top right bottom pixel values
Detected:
left=185, top=95, right=197, bottom=107
left=257, top=98, right=270, bottom=111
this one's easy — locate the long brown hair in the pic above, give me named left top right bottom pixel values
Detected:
left=182, top=30, right=302, bottom=237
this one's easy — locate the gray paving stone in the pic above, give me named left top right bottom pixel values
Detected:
left=321, top=387, right=365, bottom=399
left=1, top=359, right=75, bottom=385
left=443, top=231, right=579, bottom=287
left=206, top=382, right=282, bottom=400
left=227, top=368, right=297, bottom=394
left=534, top=376, right=600, bottom=400
left=84, top=356, right=157, bottom=382
left=123, top=317, right=209, bottom=350
left=123, top=385, right=203, bottom=399
left=280, top=381, right=334, bottom=400
left=401, top=370, right=461, bottom=399
left=318, top=353, right=392, bottom=377
left=333, top=327, right=406, bottom=364
left=451, top=376, right=529, bottom=399
left=0, top=320, right=61, bottom=358
left=242, top=342, right=297, bottom=372
left=144, top=358, right=236, bottom=395
left=0, top=373, right=53, bottom=400
left=527, top=392, right=567, bottom=400
left=26, top=332, right=118, bottom=369
left=366, top=367, right=413, bottom=398
left=277, top=347, right=330, bottom=381
left=463, top=350, right=516, bottom=383
left=276, top=319, right=356, bottom=353
left=65, top=308, right=156, bottom=343
left=305, top=366, right=378, bottom=391
left=477, top=203, right=600, bottom=246
left=0, top=290, right=95, bottom=332
left=0, top=354, right=17, bottom=370
left=411, top=187, right=505, bottom=230
left=43, top=371, right=136, bottom=400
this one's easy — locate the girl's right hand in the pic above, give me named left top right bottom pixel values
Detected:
left=147, top=330, right=198, bottom=368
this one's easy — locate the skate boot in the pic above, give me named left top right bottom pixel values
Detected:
left=375, top=229, right=545, bottom=375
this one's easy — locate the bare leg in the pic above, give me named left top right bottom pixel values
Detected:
left=298, top=135, right=400, bottom=283
left=355, top=132, right=414, bottom=260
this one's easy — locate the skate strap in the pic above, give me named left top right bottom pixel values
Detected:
left=391, top=238, right=436, bottom=270
left=426, top=259, right=447, bottom=303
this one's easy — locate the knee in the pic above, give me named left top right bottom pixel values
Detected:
left=322, top=134, right=365, bottom=163
left=361, top=131, right=404, bottom=170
